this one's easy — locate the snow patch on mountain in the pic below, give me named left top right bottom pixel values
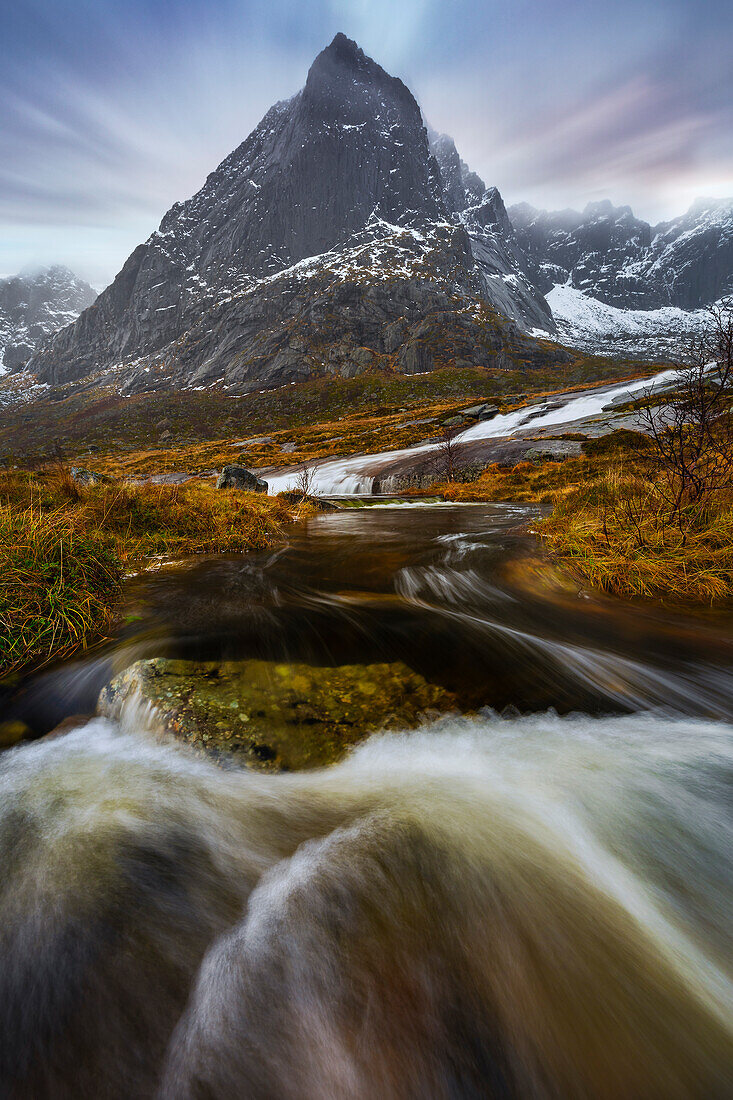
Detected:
left=0, top=267, right=97, bottom=372
left=511, top=197, right=733, bottom=312
left=538, top=284, right=710, bottom=359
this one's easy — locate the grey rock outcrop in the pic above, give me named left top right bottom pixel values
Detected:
left=70, top=466, right=111, bottom=486
left=460, top=402, right=499, bottom=419
left=523, top=440, right=582, bottom=462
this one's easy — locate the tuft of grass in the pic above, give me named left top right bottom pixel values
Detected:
left=0, top=470, right=295, bottom=676
left=78, top=481, right=292, bottom=560
left=540, top=469, right=733, bottom=602
left=0, top=503, right=121, bottom=676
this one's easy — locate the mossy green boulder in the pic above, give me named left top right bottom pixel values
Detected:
left=99, top=657, right=455, bottom=769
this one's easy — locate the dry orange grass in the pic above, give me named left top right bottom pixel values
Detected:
left=541, top=469, right=733, bottom=602
left=0, top=502, right=120, bottom=676
left=0, top=469, right=294, bottom=676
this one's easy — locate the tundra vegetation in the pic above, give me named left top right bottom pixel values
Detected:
left=2, top=359, right=634, bottom=679
left=1, top=329, right=728, bottom=682
left=440, top=305, right=733, bottom=602
left=0, top=356, right=655, bottom=476
left=0, top=469, right=292, bottom=677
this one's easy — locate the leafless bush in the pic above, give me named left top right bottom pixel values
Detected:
left=291, top=463, right=316, bottom=500
left=637, top=299, right=733, bottom=533
left=434, top=426, right=467, bottom=483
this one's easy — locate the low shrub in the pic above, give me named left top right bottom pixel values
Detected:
left=582, top=429, right=652, bottom=457
left=541, top=468, right=733, bottom=602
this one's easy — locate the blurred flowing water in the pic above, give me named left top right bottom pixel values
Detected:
left=1, top=503, right=732, bottom=1098
left=265, top=367, right=679, bottom=494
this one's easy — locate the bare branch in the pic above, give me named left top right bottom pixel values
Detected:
left=435, top=426, right=467, bottom=483
left=291, top=463, right=317, bottom=501
left=636, top=301, right=733, bottom=532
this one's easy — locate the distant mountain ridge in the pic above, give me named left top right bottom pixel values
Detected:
left=26, top=34, right=560, bottom=393
left=509, top=197, right=733, bottom=311
left=0, top=266, right=96, bottom=371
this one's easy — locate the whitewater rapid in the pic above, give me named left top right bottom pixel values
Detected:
left=2, top=500, right=732, bottom=1097
left=1, top=711, right=731, bottom=1098
left=266, top=367, right=679, bottom=495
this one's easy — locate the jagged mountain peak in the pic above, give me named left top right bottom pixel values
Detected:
left=654, top=196, right=733, bottom=236
left=26, top=37, right=559, bottom=390
left=311, top=31, right=369, bottom=74
left=9, top=264, right=87, bottom=287
left=0, top=265, right=96, bottom=372
left=305, top=32, right=415, bottom=114
left=305, top=33, right=418, bottom=125
left=428, top=130, right=486, bottom=215
left=150, top=34, right=444, bottom=281
left=684, top=196, right=733, bottom=217
left=510, top=192, right=733, bottom=312
left=582, top=199, right=634, bottom=221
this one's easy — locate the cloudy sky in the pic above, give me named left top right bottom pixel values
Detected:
left=2, top=0, right=731, bottom=285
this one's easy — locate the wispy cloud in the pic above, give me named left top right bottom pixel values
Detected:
left=0, top=0, right=730, bottom=281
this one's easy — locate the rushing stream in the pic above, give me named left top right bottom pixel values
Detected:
left=265, top=366, right=679, bottom=495
left=1, top=504, right=732, bottom=1097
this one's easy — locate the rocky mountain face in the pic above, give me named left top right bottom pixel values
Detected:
left=429, top=132, right=551, bottom=331
left=27, top=34, right=560, bottom=393
left=510, top=198, right=733, bottom=311
left=0, top=267, right=96, bottom=371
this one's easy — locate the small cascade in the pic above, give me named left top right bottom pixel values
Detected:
left=1, top=713, right=731, bottom=1097
left=266, top=368, right=679, bottom=497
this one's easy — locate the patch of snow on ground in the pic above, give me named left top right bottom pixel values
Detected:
left=266, top=366, right=679, bottom=497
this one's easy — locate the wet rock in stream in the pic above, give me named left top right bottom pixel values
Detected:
left=0, top=720, right=33, bottom=750
left=99, top=658, right=455, bottom=769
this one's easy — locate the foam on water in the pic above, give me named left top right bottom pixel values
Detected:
left=1, top=711, right=731, bottom=1097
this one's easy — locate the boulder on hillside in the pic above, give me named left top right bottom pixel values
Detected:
left=216, top=465, right=268, bottom=492
left=70, top=467, right=111, bottom=486
left=278, top=492, right=340, bottom=511
left=456, top=402, right=501, bottom=420
left=524, top=440, right=582, bottom=462
left=236, top=435, right=274, bottom=453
